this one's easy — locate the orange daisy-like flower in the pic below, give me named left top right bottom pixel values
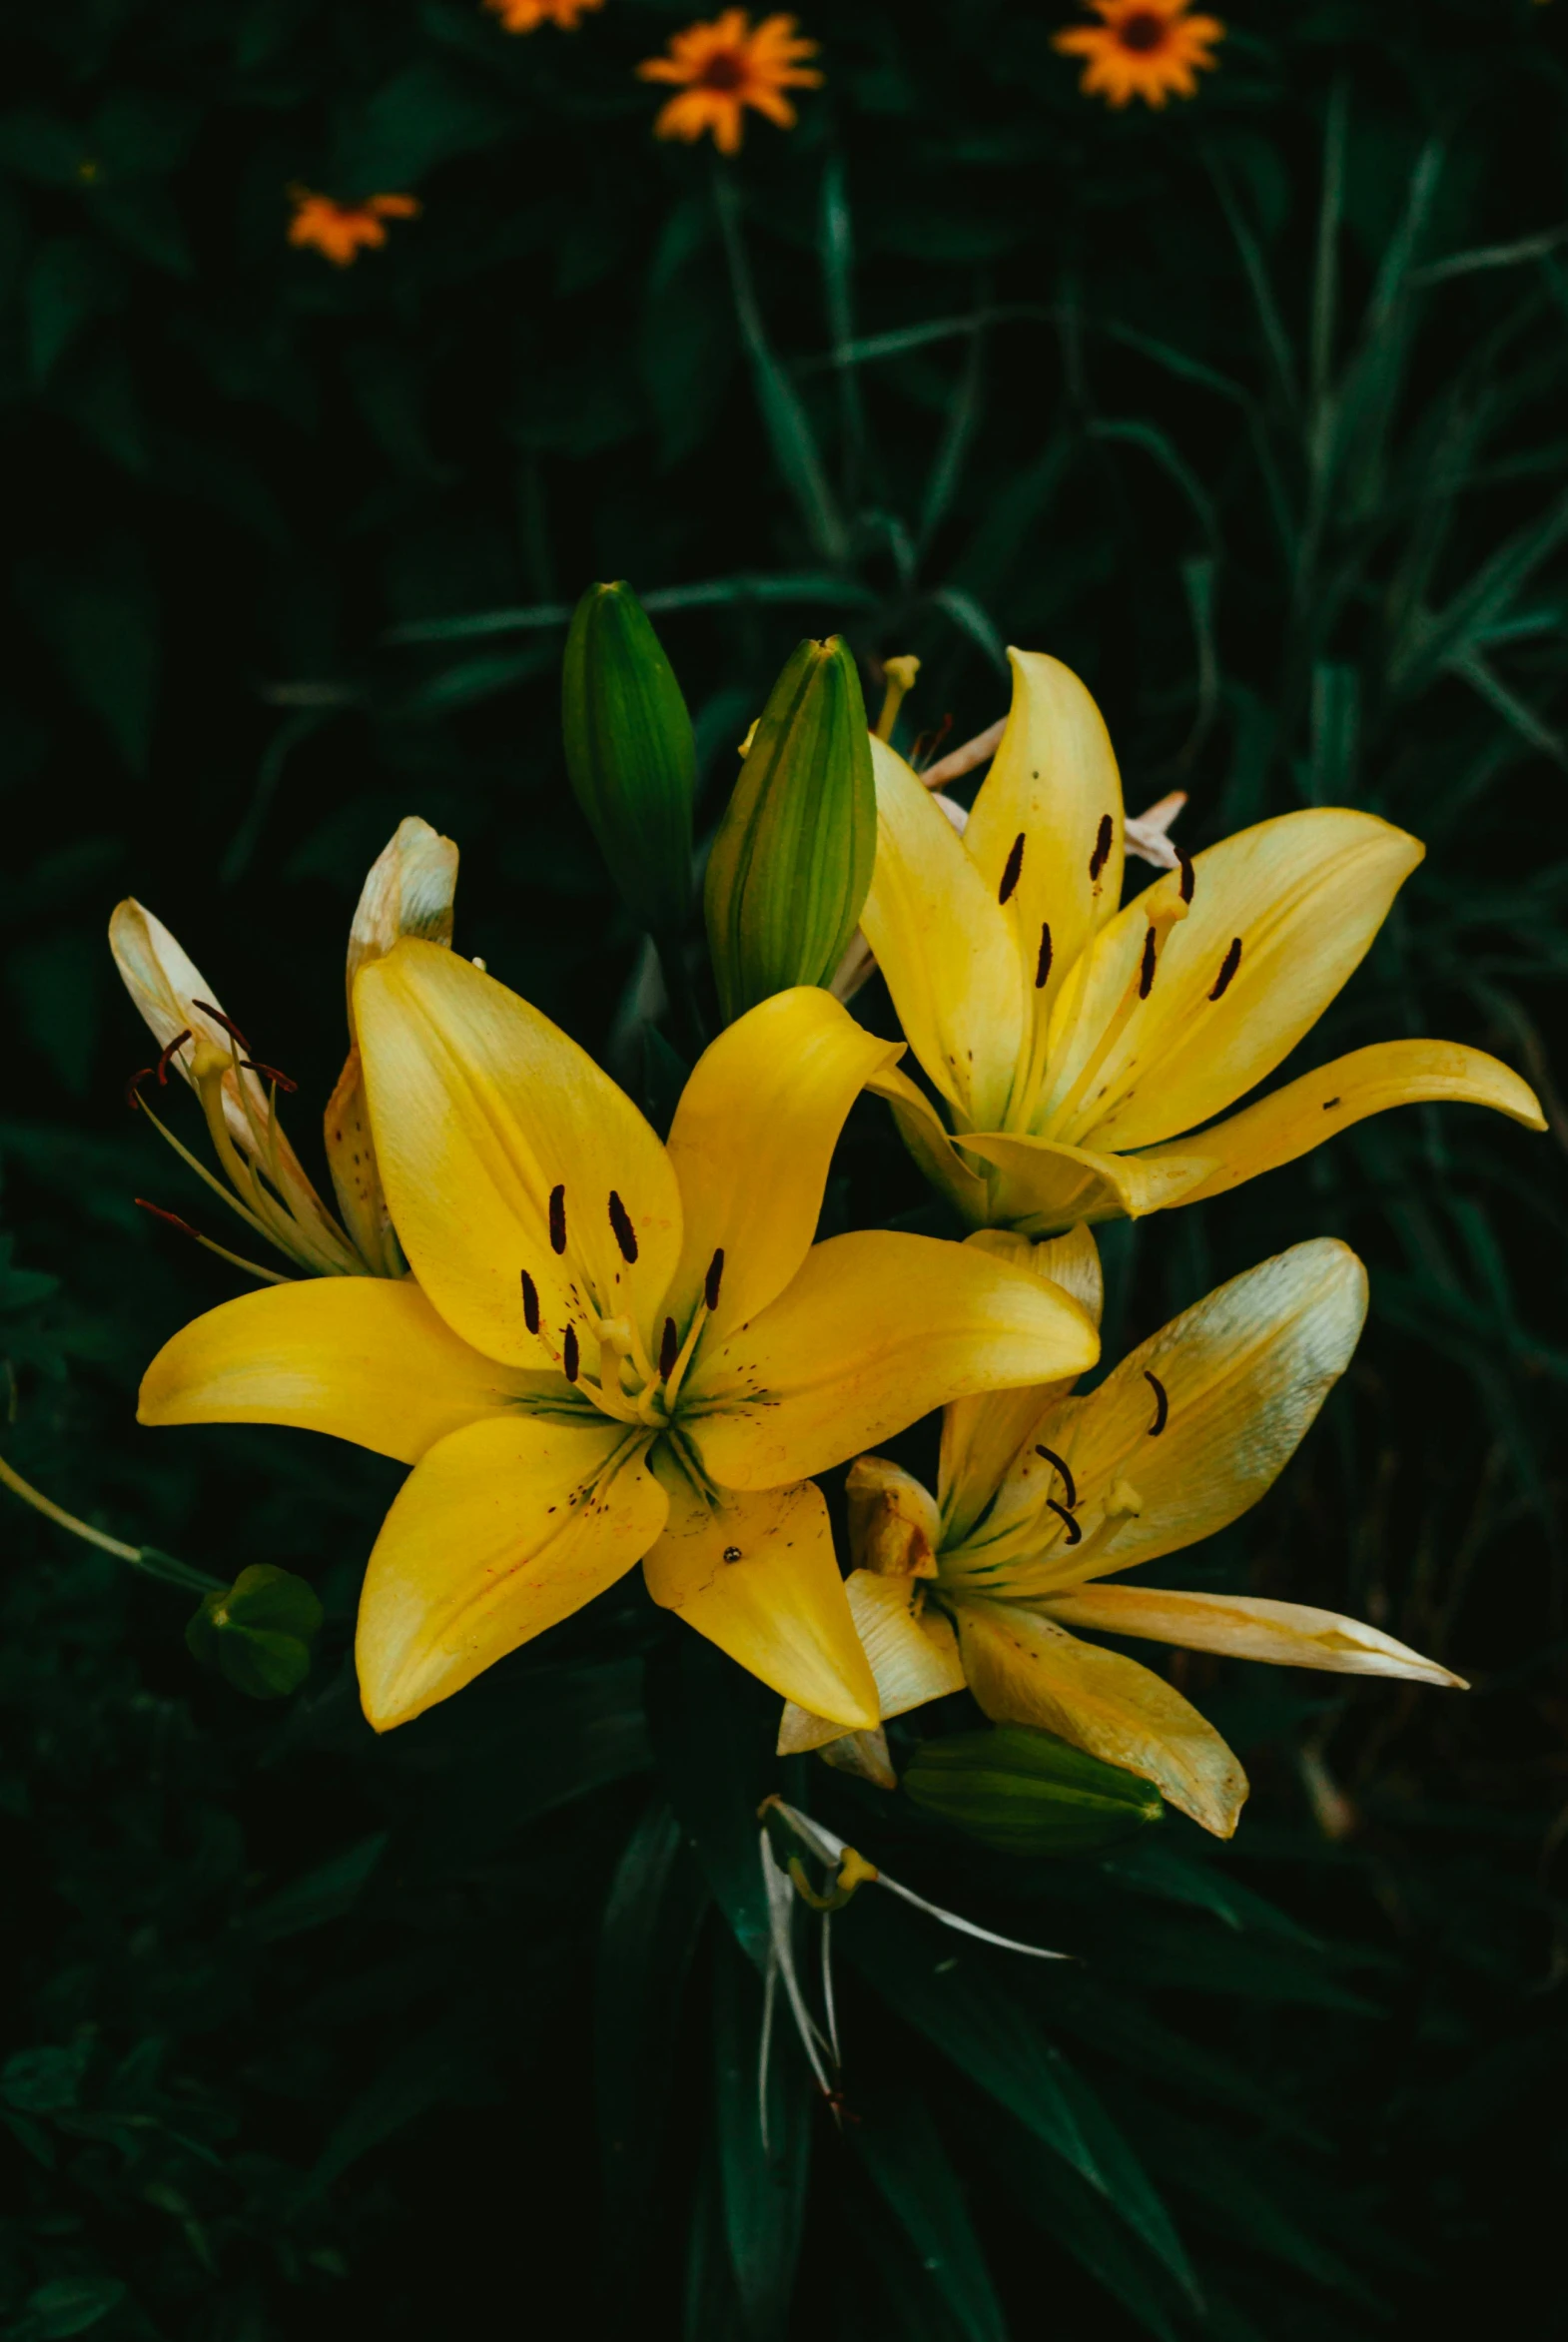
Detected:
left=288, top=190, right=420, bottom=268
left=484, top=0, right=603, bottom=30
left=636, top=11, right=822, bottom=156
left=1053, top=0, right=1224, bottom=109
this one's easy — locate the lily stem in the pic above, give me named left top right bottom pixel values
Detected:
left=0, top=1451, right=225, bottom=1593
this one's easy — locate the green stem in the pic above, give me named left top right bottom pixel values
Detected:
left=0, top=1452, right=224, bottom=1593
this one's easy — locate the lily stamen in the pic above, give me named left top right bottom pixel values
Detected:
left=1035, top=1445, right=1077, bottom=1508
left=1145, top=1369, right=1170, bottom=1435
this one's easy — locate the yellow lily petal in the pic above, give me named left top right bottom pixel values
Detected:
left=1061, top=809, right=1423, bottom=1153
left=778, top=1567, right=965, bottom=1753
left=357, top=1416, right=663, bottom=1731
left=953, top=1595, right=1247, bottom=1837
left=663, top=987, right=901, bottom=1339
left=940, top=1225, right=1104, bottom=1543
left=845, top=1454, right=942, bottom=1575
left=138, top=1275, right=557, bottom=1463
left=1038, top=1584, right=1465, bottom=1687
left=641, top=1472, right=878, bottom=1727
left=983, top=1237, right=1367, bottom=1595
left=959, top=1128, right=1211, bottom=1232
left=356, top=940, right=683, bottom=1369
left=1132, top=1039, right=1547, bottom=1207
left=963, top=649, right=1125, bottom=1021
left=686, top=1228, right=1100, bottom=1491
left=861, top=737, right=1025, bottom=1130
left=327, top=818, right=460, bottom=1275
left=111, top=898, right=354, bottom=1265
left=866, top=1064, right=990, bottom=1224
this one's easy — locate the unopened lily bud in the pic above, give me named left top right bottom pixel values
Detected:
left=704, top=635, right=875, bottom=1023
left=186, top=1564, right=323, bottom=1699
left=904, top=1724, right=1163, bottom=1857
left=561, top=581, right=696, bottom=940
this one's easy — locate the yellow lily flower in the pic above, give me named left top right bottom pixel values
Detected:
left=862, top=652, right=1545, bottom=1232
left=782, top=1227, right=1461, bottom=1837
left=136, top=952, right=1101, bottom=1734
left=111, top=817, right=459, bottom=1277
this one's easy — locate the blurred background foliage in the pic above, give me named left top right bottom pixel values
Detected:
left=1, top=0, right=1566, bottom=2334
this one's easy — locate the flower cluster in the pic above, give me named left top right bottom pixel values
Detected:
left=286, top=3, right=1230, bottom=267
left=115, top=611, right=1543, bottom=1836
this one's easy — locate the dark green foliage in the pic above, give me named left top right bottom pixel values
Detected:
left=185, top=1564, right=324, bottom=1698
left=903, top=1723, right=1167, bottom=1856
left=2, top=0, right=1567, bottom=2336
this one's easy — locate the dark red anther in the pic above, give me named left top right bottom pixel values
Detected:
left=705, top=1248, right=725, bottom=1311
left=156, top=1029, right=192, bottom=1086
left=1035, top=922, right=1053, bottom=990
left=1209, top=938, right=1242, bottom=1002
left=1046, top=1498, right=1083, bottom=1546
left=998, top=832, right=1026, bottom=906
left=659, top=1317, right=679, bottom=1379
left=135, top=1197, right=202, bottom=1240
left=1145, top=1369, right=1169, bottom=1436
left=520, top=1269, right=540, bottom=1335
left=562, top=1324, right=580, bottom=1383
left=241, top=1059, right=299, bottom=1095
left=1138, top=927, right=1157, bottom=1001
left=1176, top=849, right=1194, bottom=905
left=193, top=1001, right=252, bottom=1055
left=548, top=1183, right=567, bottom=1255
left=126, top=1067, right=155, bottom=1110
left=1089, top=814, right=1114, bottom=883
left=608, top=1190, right=638, bottom=1264
left=911, top=713, right=954, bottom=771
left=1035, top=1445, right=1077, bottom=1511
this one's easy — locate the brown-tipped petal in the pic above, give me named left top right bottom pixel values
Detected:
left=1039, top=1584, right=1465, bottom=1687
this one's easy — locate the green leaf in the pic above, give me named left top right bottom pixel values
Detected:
left=186, top=1564, right=324, bottom=1700
left=18, top=2277, right=128, bottom=2339
left=712, top=1928, right=812, bottom=2341
left=245, top=1832, right=389, bottom=1944
left=647, top=1633, right=774, bottom=1969
left=24, top=235, right=127, bottom=384
left=849, top=2089, right=1008, bottom=2342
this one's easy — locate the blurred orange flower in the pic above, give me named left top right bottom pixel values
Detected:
left=288, top=190, right=420, bottom=268
left=1053, top=0, right=1223, bottom=109
left=637, top=11, right=822, bottom=155
left=485, top=0, right=603, bottom=29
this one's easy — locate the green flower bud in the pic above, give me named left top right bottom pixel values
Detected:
left=704, top=635, right=875, bottom=1023
left=561, top=581, right=696, bottom=940
left=903, top=1725, right=1164, bottom=1857
left=186, top=1564, right=323, bottom=1700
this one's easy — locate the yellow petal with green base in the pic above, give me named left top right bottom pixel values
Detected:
left=953, top=1595, right=1247, bottom=1837
left=1067, top=809, right=1423, bottom=1153
left=963, top=648, right=1125, bottom=1021
left=991, top=1237, right=1367, bottom=1595
left=861, top=738, right=1024, bottom=1130
left=958, top=1128, right=1211, bottom=1232
left=865, top=1064, right=991, bottom=1223
left=356, top=940, right=683, bottom=1368
left=663, top=987, right=901, bottom=1339
left=1129, top=1039, right=1547, bottom=1206
left=138, top=1275, right=560, bottom=1464
left=1038, top=1584, right=1464, bottom=1686
left=642, top=1471, right=878, bottom=1727
left=686, top=1228, right=1100, bottom=1491
left=778, top=1567, right=964, bottom=1753
left=356, top=1415, right=664, bottom=1731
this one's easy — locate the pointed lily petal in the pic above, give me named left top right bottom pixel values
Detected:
left=1131, top=1039, right=1547, bottom=1207
left=953, top=1596, right=1247, bottom=1838
left=357, top=1416, right=664, bottom=1730
left=663, top=988, right=901, bottom=1339
left=138, top=1276, right=559, bottom=1463
left=866, top=1065, right=990, bottom=1223
left=327, top=819, right=460, bottom=1274
left=355, top=940, right=683, bottom=1368
left=686, top=1229, right=1100, bottom=1491
left=963, top=649, right=1125, bottom=1021
left=959, top=1127, right=1211, bottom=1231
left=861, top=739, right=1025, bottom=1130
left=642, top=1473, right=879, bottom=1727
left=777, top=1568, right=964, bottom=1753
left=111, top=899, right=354, bottom=1266
left=940, top=1226, right=1103, bottom=1542
left=1038, top=1584, right=1465, bottom=1687
left=1062, top=809, right=1423, bottom=1153
left=983, top=1237, right=1367, bottom=1593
